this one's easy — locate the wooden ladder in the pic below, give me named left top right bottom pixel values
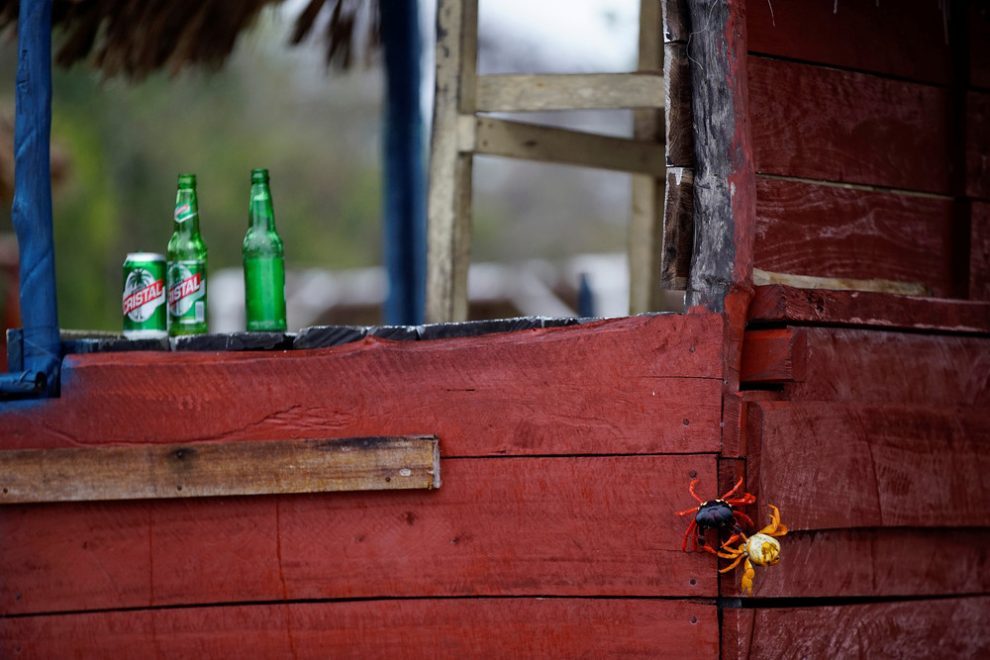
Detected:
left=426, top=0, right=667, bottom=322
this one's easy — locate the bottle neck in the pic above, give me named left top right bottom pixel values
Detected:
left=173, top=188, right=201, bottom=235
left=249, top=182, right=276, bottom=231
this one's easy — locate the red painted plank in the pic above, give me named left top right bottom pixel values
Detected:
left=749, top=402, right=990, bottom=531
left=974, top=201, right=990, bottom=300
left=0, top=598, right=719, bottom=659
left=748, top=284, right=990, bottom=334
left=0, top=313, right=724, bottom=455
left=0, top=455, right=717, bottom=615
left=740, top=328, right=806, bottom=384
left=722, top=597, right=990, bottom=660
left=969, top=91, right=990, bottom=199
left=747, top=0, right=951, bottom=84
left=721, top=529, right=990, bottom=598
left=754, top=177, right=954, bottom=296
left=781, top=328, right=990, bottom=407
left=749, top=56, right=950, bottom=193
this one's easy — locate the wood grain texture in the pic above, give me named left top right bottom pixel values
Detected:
left=475, top=74, right=664, bottom=112
left=661, top=166, right=693, bottom=288
left=0, top=456, right=717, bottom=615
left=0, top=598, right=719, bottom=659
left=749, top=56, right=951, bottom=193
left=974, top=201, right=990, bottom=300
left=664, top=41, right=694, bottom=167
left=749, top=401, right=990, bottom=532
left=782, top=328, right=990, bottom=407
left=471, top=118, right=666, bottom=176
left=747, top=0, right=951, bottom=84
left=739, top=328, right=806, bottom=385
left=754, top=177, right=954, bottom=296
left=0, top=314, right=724, bottom=455
left=685, top=0, right=756, bottom=309
left=721, top=529, right=990, bottom=598
left=0, top=436, right=439, bottom=504
left=969, top=91, right=990, bottom=199
left=752, top=269, right=927, bottom=296
left=722, top=597, right=990, bottom=660
left=662, top=0, right=689, bottom=43
left=748, top=284, right=990, bottom=334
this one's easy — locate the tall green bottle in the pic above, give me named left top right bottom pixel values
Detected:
left=243, top=168, right=287, bottom=332
left=167, top=173, right=208, bottom=335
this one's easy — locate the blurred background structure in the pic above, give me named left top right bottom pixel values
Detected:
left=0, top=0, right=682, bottom=334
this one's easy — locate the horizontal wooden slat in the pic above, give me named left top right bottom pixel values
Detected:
left=475, top=73, right=664, bottom=112
left=723, top=597, right=990, bottom=660
left=753, top=269, right=927, bottom=296
left=0, top=313, right=723, bottom=456
left=0, top=598, right=718, bottom=659
left=0, top=436, right=439, bottom=504
left=749, top=284, right=990, bottom=335
left=0, top=455, right=717, bottom=615
left=755, top=177, right=955, bottom=297
left=468, top=117, right=666, bottom=176
left=740, top=328, right=806, bottom=385
left=721, top=529, right=990, bottom=599
left=747, top=0, right=951, bottom=84
left=974, top=201, right=990, bottom=300
left=749, top=402, right=990, bottom=531
left=749, top=56, right=950, bottom=193
left=781, top=328, right=990, bottom=407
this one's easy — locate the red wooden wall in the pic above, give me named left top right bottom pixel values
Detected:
left=0, top=314, right=724, bottom=657
left=747, top=0, right=990, bottom=299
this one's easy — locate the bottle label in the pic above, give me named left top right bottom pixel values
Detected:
left=174, top=203, right=197, bottom=224
left=167, top=261, right=207, bottom=324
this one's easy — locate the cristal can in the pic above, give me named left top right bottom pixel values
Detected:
left=122, top=252, right=168, bottom=339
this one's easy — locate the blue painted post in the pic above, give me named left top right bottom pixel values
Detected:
left=380, top=0, right=426, bottom=325
left=0, top=0, right=61, bottom=396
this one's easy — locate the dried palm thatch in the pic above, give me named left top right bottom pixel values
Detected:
left=0, top=0, right=380, bottom=79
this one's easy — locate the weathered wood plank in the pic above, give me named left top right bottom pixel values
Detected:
left=0, top=455, right=718, bottom=615
left=974, top=201, right=990, bottom=300
left=663, top=41, right=694, bottom=167
left=0, top=436, right=439, bottom=504
left=685, top=0, right=756, bottom=309
left=749, top=56, right=951, bottom=193
left=721, top=529, right=990, bottom=598
left=469, top=118, right=666, bottom=176
left=661, top=167, right=693, bottom=289
left=782, top=328, right=990, bottom=407
left=752, top=269, right=928, bottom=296
left=968, top=91, right=990, bottom=199
left=426, top=0, right=477, bottom=322
left=749, top=402, right=990, bottom=531
left=740, top=328, right=806, bottom=385
left=629, top=0, right=664, bottom=315
left=747, top=0, right=951, bottom=84
left=0, top=598, right=719, bottom=658
left=755, top=177, right=955, bottom=297
left=0, top=314, right=724, bottom=455
left=748, top=284, right=990, bottom=335
left=661, top=0, right=689, bottom=44
left=475, top=74, right=664, bottom=112
left=722, top=598, right=990, bottom=660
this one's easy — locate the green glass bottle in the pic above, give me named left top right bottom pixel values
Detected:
left=167, top=173, right=208, bottom=336
left=243, top=168, right=287, bottom=332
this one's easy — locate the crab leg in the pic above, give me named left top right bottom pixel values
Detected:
left=759, top=504, right=789, bottom=537
left=681, top=519, right=697, bottom=552
left=726, top=493, right=756, bottom=507
left=733, top=510, right=756, bottom=529
left=688, top=478, right=704, bottom=504
left=676, top=506, right=699, bottom=516
left=719, top=477, right=744, bottom=501
left=718, top=553, right=746, bottom=573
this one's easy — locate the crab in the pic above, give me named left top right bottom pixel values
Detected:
left=717, top=504, right=789, bottom=594
left=676, top=478, right=756, bottom=554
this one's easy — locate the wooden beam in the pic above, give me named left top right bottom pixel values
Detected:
left=475, top=73, right=664, bottom=112
left=629, top=0, right=665, bottom=314
left=0, top=436, right=440, bottom=504
left=740, top=328, right=806, bottom=385
left=426, top=0, right=477, bottom=323
left=469, top=118, right=666, bottom=176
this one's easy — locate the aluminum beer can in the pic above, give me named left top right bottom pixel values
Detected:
left=122, top=252, right=167, bottom=339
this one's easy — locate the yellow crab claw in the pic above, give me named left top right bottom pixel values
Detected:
left=759, top=504, right=789, bottom=537
left=740, top=558, right=755, bottom=594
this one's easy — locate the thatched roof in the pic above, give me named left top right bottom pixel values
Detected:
left=0, top=0, right=380, bottom=79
